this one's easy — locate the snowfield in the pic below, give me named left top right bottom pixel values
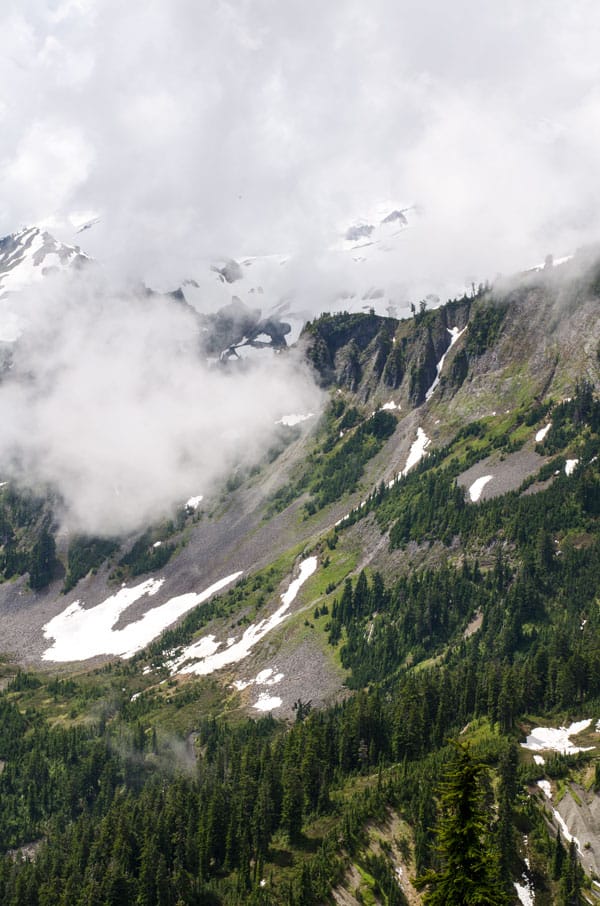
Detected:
left=168, top=556, right=318, bottom=676
left=42, top=573, right=242, bottom=662
left=521, top=719, right=594, bottom=754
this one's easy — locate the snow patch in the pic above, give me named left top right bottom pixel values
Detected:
left=276, top=413, right=314, bottom=427
left=170, top=557, right=318, bottom=676
left=533, top=755, right=545, bottom=766
left=535, top=423, right=551, bottom=443
left=42, top=573, right=241, bottom=662
left=469, top=475, right=493, bottom=502
left=552, top=808, right=582, bottom=853
left=253, top=693, right=282, bottom=711
left=514, top=876, right=535, bottom=906
left=233, top=668, right=285, bottom=691
left=565, top=459, right=579, bottom=476
left=185, top=495, right=203, bottom=510
left=381, top=400, right=399, bottom=411
left=521, top=719, right=593, bottom=754
left=403, top=428, right=431, bottom=475
left=537, top=780, right=552, bottom=799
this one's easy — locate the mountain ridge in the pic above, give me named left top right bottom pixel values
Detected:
left=1, top=235, right=600, bottom=903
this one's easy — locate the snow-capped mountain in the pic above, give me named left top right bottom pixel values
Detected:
left=0, top=227, right=90, bottom=342
left=175, top=203, right=419, bottom=355
left=0, top=226, right=89, bottom=298
left=0, top=206, right=415, bottom=349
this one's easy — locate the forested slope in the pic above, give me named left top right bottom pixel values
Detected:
left=2, top=255, right=600, bottom=903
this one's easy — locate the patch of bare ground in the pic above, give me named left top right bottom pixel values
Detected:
left=7, top=839, right=44, bottom=862
left=343, top=514, right=464, bottom=583
left=231, top=636, right=348, bottom=721
left=555, top=784, right=600, bottom=878
left=332, top=809, right=422, bottom=906
left=457, top=448, right=547, bottom=502
left=463, top=610, right=483, bottom=638
left=521, top=475, right=556, bottom=496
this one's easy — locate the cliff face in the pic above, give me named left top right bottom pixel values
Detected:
left=302, top=252, right=600, bottom=421
left=301, top=296, right=472, bottom=405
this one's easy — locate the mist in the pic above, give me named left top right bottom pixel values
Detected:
left=0, top=1, right=599, bottom=533
left=0, top=270, right=322, bottom=535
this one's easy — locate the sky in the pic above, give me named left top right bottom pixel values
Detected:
left=1, top=1, right=600, bottom=292
left=1, top=1, right=600, bottom=535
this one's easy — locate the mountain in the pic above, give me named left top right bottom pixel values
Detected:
left=0, top=226, right=90, bottom=299
left=174, top=202, right=421, bottom=339
left=0, top=226, right=90, bottom=343
left=1, top=237, right=600, bottom=902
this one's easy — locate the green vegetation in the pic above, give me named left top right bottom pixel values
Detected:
left=267, top=401, right=398, bottom=517
left=63, top=535, right=119, bottom=592
left=414, top=743, right=510, bottom=904
left=465, top=298, right=509, bottom=357
left=4, top=286, right=600, bottom=903
left=0, top=487, right=59, bottom=590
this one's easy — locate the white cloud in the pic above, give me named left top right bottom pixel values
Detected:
left=0, top=269, right=322, bottom=535
left=0, top=1, right=598, bottom=295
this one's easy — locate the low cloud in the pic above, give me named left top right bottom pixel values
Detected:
left=0, top=269, right=322, bottom=535
left=1, top=1, right=600, bottom=301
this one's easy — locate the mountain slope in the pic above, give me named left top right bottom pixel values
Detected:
left=2, top=245, right=600, bottom=902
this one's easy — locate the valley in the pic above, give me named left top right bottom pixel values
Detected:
left=1, top=242, right=600, bottom=903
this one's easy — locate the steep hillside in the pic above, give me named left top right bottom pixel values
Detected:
left=2, top=250, right=600, bottom=903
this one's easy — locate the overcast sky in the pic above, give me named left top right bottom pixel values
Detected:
left=2, top=1, right=600, bottom=292
left=1, top=1, right=600, bottom=534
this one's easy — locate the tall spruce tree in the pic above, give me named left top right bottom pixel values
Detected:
left=414, top=743, right=510, bottom=905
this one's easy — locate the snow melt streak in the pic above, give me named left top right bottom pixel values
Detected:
left=403, top=428, right=431, bottom=475
left=42, top=573, right=242, bottom=662
left=425, top=326, right=466, bottom=401
left=170, top=556, right=318, bottom=676
left=535, top=423, right=551, bottom=443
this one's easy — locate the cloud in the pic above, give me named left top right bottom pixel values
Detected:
left=0, top=0, right=599, bottom=300
left=0, top=1, right=597, bottom=534
left=0, top=269, right=322, bottom=535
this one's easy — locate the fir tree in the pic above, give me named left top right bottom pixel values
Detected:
left=414, top=743, right=510, bottom=905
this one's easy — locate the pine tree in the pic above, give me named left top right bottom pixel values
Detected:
left=414, top=743, right=510, bottom=905
left=559, top=840, right=584, bottom=905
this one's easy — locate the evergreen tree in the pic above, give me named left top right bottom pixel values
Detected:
left=414, top=743, right=510, bottom=905
left=559, top=840, right=584, bottom=905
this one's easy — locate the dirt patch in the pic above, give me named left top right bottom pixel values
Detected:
left=230, top=636, right=348, bottom=720
left=457, top=448, right=547, bottom=502
left=7, top=839, right=44, bottom=861
left=463, top=610, right=483, bottom=638
left=556, top=784, right=600, bottom=878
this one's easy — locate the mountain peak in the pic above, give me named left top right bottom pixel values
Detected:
left=0, top=226, right=89, bottom=301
